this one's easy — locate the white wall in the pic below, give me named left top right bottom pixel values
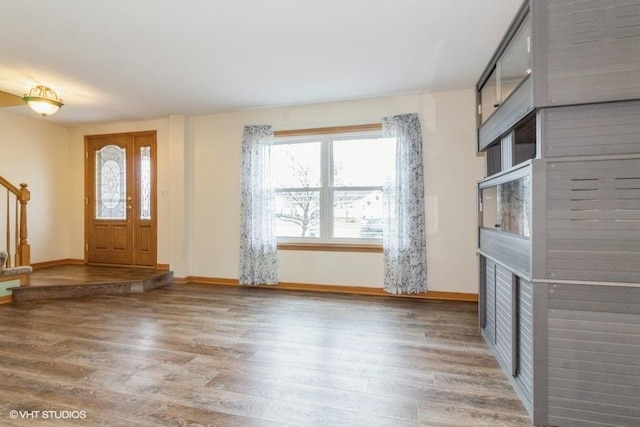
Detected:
left=421, top=91, right=484, bottom=293
left=1, top=89, right=483, bottom=294
left=0, top=111, right=71, bottom=262
left=189, top=90, right=483, bottom=293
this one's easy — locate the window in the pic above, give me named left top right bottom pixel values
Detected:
left=478, top=11, right=531, bottom=124
left=480, top=174, right=531, bottom=238
left=271, top=128, right=395, bottom=243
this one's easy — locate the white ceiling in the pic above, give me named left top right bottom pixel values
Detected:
left=0, top=0, right=522, bottom=126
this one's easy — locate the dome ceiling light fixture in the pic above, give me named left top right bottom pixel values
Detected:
left=23, top=85, right=64, bottom=116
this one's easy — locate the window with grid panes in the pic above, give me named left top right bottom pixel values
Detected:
left=271, top=129, right=395, bottom=243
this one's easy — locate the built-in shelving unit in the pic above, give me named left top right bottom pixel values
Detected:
left=476, top=1, right=640, bottom=426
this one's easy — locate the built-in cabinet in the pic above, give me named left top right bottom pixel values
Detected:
left=480, top=259, right=534, bottom=409
left=477, top=1, right=640, bottom=426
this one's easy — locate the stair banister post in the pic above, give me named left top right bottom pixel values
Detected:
left=17, top=183, right=30, bottom=266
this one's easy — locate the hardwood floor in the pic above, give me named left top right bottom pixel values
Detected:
left=0, top=283, right=531, bottom=426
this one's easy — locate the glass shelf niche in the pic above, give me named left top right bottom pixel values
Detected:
left=513, top=114, right=536, bottom=166
left=480, top=175, right=531, bottom=238
left=479, top=12, right=532, bottom=124
left=486, top=142, right=502, bottom=177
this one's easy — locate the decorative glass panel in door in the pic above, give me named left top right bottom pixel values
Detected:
left=140, top=146, right=151, bottom=220
left=95, top=145, right=127, bottom=220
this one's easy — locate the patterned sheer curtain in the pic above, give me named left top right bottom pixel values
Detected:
left=382, top=113, right=427, bottom=294
left=239, top=125, right=278, bottom=285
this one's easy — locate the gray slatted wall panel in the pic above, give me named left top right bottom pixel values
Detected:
left=546, top=159, right=640, bottom=282
left=544, top=100, right=640, bottom=158
left=515, top=278, right=534, bottom=406
left=547, top=283, right=640, bottom=427
left=484, top=260, right=496, bottom=344
left=544, top=0, right=640, bottom=106
left=494, top=265, right=513, bottom=373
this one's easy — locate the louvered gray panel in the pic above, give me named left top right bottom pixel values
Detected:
left=515, top=278, right=533, bottom=406
left=479, top=228, right=531, bottom=279
left=547, top=283, right=640, bottom=427
left=544, top=0, right=640, bottom=106
left=544, top=100, right=640, bottom=158
left=546, top=159, right=640, bottom=282
left=479, top=77, right=534, bottom=151
left=494, top=265, right=513, bottom=373
left=483, top=260, right=496, bottom=344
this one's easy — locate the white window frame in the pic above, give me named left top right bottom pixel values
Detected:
left=273, top=128, right=389, bottom=246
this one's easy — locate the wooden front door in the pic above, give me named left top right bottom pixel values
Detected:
left=85, top=131, right=157, bottom=266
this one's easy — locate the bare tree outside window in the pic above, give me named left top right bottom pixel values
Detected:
left=272, top=141, right=321, bottom=237
left=275, top=153, right=320, bottom=237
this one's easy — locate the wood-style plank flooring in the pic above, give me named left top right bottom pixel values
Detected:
left=0, top=283, right=531, bottom=426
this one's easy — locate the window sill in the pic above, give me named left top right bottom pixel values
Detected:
left=277, top=242, right=383, bottom=253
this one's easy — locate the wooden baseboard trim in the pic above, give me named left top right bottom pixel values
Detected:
left=173, top=276, right=477, bottom=302
left=155, top=263, right=170, bottom=271
left=32, top=259, right=85, bottom=269
left=0, top=295, right=12, bottom=304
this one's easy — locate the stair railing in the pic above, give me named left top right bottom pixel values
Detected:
left=0, top=175, right=30, bottom=267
